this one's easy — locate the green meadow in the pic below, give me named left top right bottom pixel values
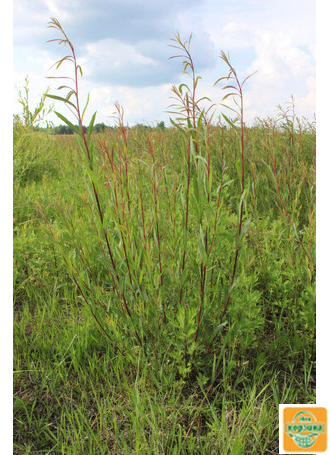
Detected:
left=13, top=19, right=316, bottom=454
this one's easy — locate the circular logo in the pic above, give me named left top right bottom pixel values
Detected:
left=285, top=410, right=326, bottom=449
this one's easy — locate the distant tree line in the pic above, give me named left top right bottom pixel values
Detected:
left=50, top=122, right=108, bottom=135
left=32, top=121, right=166, bottom=134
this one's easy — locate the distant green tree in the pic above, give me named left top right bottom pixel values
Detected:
left=51, top=124, right=87, bottom=135
left=94, top=122, right=107, bottom=133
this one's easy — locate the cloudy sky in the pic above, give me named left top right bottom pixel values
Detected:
left=13, top=0, right=315, bottom=127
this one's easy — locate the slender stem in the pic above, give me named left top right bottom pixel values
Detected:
left=149, top=136, right=163, bottom=286
left=208, top=149, right=225, bottom=257
left=179, top=131, right=191, bottom=307
left=194, top=262, right=206, bottom=342
left=206, top=62, right=245, bottom=354
left=272, top=155, right=313, bottom=269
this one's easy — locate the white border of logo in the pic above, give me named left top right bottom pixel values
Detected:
left=279, top=404, right=328, bottom=454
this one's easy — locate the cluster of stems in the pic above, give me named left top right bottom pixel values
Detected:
left=44, top=20, right=262, bottom=360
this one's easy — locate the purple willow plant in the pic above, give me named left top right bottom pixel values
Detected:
left=168, top=33, right=219, bottom=352
left=167, top=35, right=256, bottom=358
left=43, top=17, right=143, bottom=348
left=41, top=20, right=257, bottom=373
left=206, top=51, right=256, bottom=353
left=169, top=38, right=256, bottom=355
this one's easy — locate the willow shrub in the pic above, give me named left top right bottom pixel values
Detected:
left=38, top=18, right=315, bottom=380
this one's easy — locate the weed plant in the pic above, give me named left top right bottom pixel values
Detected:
left=13, top=18, right=316, bottom=454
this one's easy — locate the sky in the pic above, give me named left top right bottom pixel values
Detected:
left=13, top=0, right=316, bottom=127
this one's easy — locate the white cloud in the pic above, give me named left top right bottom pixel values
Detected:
left=295, top=76, right=316, bottom=119
left=249, top=30, right=314, bottom=81
left=80, top=39, right=156, bottom=81
left=217, top=22, right=252, bottom=49
left=90, top=84, right=173, bottom=126
left=13, top=0, right=315, bottom=125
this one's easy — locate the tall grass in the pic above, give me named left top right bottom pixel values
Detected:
left=13, top=17, right=315, bottom=454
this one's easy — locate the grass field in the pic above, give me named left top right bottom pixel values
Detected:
left=13, top=20, right=316, bottom=455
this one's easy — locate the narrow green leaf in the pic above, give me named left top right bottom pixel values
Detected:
left=195, top=76, right=202, bottom=87
left=196, top=96, right=212, bottom=103
left=46, top=94, right=77, bottom=111
left=197, top=110, right=204, bottom=130
left=179, top=83, right=190, bottom=95
left=86, top=166, right=101, bottom=196
left=53, top=56, right=73, bottom=70
left=213, top=322, right=228, bottom=337
left=169, top=117, right=186, bottom=136
left=89, top=142, right=95, bottom=167
left=187, top=117, right=193, bottom=130
left=87, top=111, right=97, bottom=144
left=54, top=111, right=80, bottom=134
left=222, top=113, right=238, bottom=130
left=208, top=168, right=213, bottom=194
left=77, top=65, right=83, bottom=77
left=197, top=236, right=207, bottom=264
left=220, top=103, right=239, bottom=115
left=195, top=155, right=208, bottom=166
left=57, top=85, right=74, bottom=92
left=214, top=76, right=230, bottom=86
left=236, top=159, right=242, bottom=189
left=239, top=218, right=251, bottom=243
left=223, top=85, right=238, bottom=91
left=222, top=92, right=237, bottom=102
left=75, top=133, right=89, bottom=161
left=49, top=55, right=73, bottom=69
left=241, top=70, right=258, bottom=86
left=66, top=90, right=76, bottom=101
left=82, top=93, right=90, bottom=122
